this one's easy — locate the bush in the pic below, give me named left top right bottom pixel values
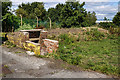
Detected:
left=58, top=34, right=77, bottom=45
left=15, top=23, right=35, bottom=31
left=113, top=12, right=120, bottom=27
left=99, top=22, right=116, bottom=29
left=84, top=28, right=105, bottom=41
left=109, top=27, right=120, bottom=35
left=4, top=41, right=16, bottom=48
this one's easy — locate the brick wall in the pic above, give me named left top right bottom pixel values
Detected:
left=39, top=31, right=48, bottom=55
left=43, top=39, right=59, bottom=53
left=7, top=32, right=29, bottom=48
left=7, top=30, right=59, bottom=55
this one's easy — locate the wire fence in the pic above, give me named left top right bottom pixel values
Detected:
left=20, top=18, right=61, bottom=29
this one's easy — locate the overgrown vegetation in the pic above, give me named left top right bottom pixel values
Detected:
left=15, top=23, right=35, bottom=31
left=98, top=12, right=120, bottom=32
left=109, top=27, right=120, bottom=36
left=113, top=12, right=120, bottom=27
left=99, top=22, right=116, bottom=29
left=1, top=0, right=119, bottom=77
left=16, top=1, right=97, bottom=28
left=84, top=28, right=106, bottom=41
left=45, top=29, right=119, bottom=77
left=2, top=1, right=20, bottom=32
left=47, top=2, right=97, bottom=28
left=3, top=41, right=16, bottom=48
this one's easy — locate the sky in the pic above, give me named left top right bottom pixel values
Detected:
left=10, top=0, right=120, bottom=21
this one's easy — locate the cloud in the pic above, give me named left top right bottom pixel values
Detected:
left=10, top=0, right=119, bottom=4
left=11, top=0, right=65, bottom=4
left=78, top=0, right=119, bottom=2
left=10, top=0, right=118, bottom=20
left=97, top=14, right=106, bottom=16
left=84, top=2, right=118, bottom=19
left=44, top=2, right=59, bottom=10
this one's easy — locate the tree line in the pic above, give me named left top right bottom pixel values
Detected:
left=16, top=2, right=97, bottom=28
left=1, top=1, right=120, bottom=32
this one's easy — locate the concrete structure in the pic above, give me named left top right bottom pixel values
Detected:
left=7, top=29, right=59, bottom=56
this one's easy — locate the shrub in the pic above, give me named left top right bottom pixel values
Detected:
left=15, top=23, right=35, bottom=31
left=109, top=27, right=120, bottom=35
left=113, top=12, right=120, bottom=27
left=4, top=41, right=16, bottom=48
left=58, top=34, right=77, bottom=45
left=99, top=22, right=116, bottom=29
left=85, top=28, right=105, bottom=41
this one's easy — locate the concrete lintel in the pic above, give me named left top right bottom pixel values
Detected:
left=20, top=29, right=42, bottom=32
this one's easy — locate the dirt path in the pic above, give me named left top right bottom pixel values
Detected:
left=1, top=46, right=114, bottom=78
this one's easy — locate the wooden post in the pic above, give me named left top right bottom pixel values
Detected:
left=48, top=17, right=51, bottom=29
left=12, top=26, right=14, bottom=32
left=36, top=16, right=38, bottom=27
left=20, top=14, right=22, bottom=26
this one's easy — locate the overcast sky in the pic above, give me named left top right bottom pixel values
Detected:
left=10, top=0, right=119, bottom=21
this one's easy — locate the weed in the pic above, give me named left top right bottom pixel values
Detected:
left=84, top=28, right=105, bottom=41
left=77, top=33, right=80, bottom=41
left=4, top=65, right=9, bottom=68
left=15, top=51, right=23, bottom=54
left=0, top=73, right=6, bottom=77
left=54, top=33, right=119, bottom=76
left=4, top=41, right=16, bottom=48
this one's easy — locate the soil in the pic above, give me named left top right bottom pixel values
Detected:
left=47, top=27, right=109, bottom=36
left=1, top=64, right=12, bottom=76
left=1, top=45, right=114, bottom=78
left=1, top=27, right=118, bottom=78
left=2, top=45, right=83, bottom=72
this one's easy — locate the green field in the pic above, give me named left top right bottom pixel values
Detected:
left=46, top=30, right=119, bottom=77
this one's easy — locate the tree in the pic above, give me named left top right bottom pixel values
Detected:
left=16, top=2, right=46, bottom=20
left=2, top=1, right=19, bottom=32
left=47, top=1, right=97, bottom=28
left=112, top=12, right=120, bottom=27
left=47, top=3, right=64, bottom=22
left=59, top=1, right=88, bottom=27
left=47, top=8, right=58, bottom=22
left=2, top=1, right=12, bottom=16
left=86, top=11, right=97, bottom=26
left=34, top=3, right=46, bottom=20
left=16, top=8, right=28, bottom=17
left=104, top=17, right=108, bottom=21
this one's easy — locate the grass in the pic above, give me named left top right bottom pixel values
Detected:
left=15, top=51, right=23, bottom=54
left=3, top=41, right=16, bottom=48
left=3, top=28, right=119, bottom=77
left=58, top=37, right=118, bottom=76
left=46, top=29, right=119, bottom=77
left=4, top=65, right=9, bottom=68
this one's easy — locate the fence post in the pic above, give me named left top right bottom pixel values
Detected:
left=12, top=26, right=14, bottom=32
left=20, top=14, right=22, bottom=26
left=36, top=16, right=38, bottom=27
left=48, top=17, right=51, bottom=29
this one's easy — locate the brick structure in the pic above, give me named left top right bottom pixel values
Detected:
left=7, top=29, right=59, bottom=56
left=39, top=31, right=48, bottom=55
left=23, top=41, right=40, bottom=55
left=7, top=32, right=29, bottom=48
left=43, top=39, right=59, bottom=53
